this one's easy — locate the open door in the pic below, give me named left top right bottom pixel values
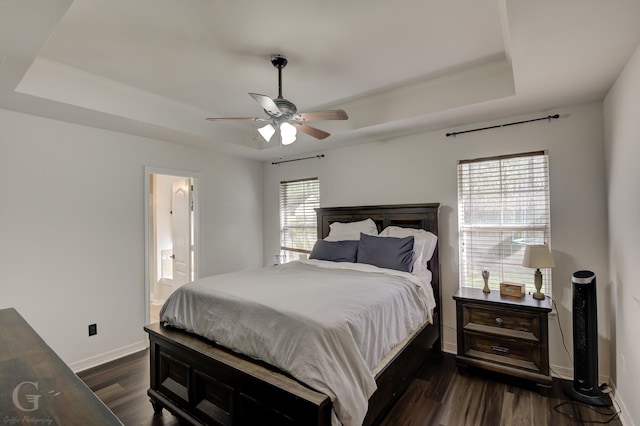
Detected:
left=145, top=169, right=199, bottom=325
left=171, top=179, right=191, bottom=287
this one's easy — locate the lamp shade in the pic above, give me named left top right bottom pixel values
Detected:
left=522, top=244, right=555, bottom=268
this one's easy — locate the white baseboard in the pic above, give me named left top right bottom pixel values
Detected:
left=612, top=388, right=633, bottom=426
left=442, top=341, right=457, bottom=355
left=69, top=340, right=148, bottom=373
left=549, top=363, right=573, bottom=380
left=549, top=363, right=610, bottom=388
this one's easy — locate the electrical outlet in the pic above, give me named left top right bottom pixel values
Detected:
left=88, top=323, right=97, bottom=336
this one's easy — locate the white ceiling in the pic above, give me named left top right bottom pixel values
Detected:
left=1, top=0, right=639, bottom=160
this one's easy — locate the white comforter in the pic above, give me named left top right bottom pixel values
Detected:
left=159, top=260, right=435, bottom=426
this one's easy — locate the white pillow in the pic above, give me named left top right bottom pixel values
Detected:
left=379, top=226, right=438, bottom=274
left=325, top=218, right=378, bottom=241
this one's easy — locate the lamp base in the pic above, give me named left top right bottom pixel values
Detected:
left=533, top=269, right=545, bottom=300
left=532, top=291, right=545, bottom=300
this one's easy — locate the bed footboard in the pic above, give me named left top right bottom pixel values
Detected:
left=144, top=323, right=332, bottom=426
left=145, top=318, right=439, bottom=426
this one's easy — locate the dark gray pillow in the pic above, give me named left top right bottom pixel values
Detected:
left=357, top=233, right=414, bottom=272
left=309, top=240, right=359, bottom=262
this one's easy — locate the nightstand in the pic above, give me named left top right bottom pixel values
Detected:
left=453, top=287, right=553, bottom=393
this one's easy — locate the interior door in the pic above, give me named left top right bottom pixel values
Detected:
left=171, top=179, right=191, bottom=287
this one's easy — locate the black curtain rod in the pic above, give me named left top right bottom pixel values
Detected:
left=446, top=114, right=559, bottom=138
left=271, top=154, right=325, bottom=165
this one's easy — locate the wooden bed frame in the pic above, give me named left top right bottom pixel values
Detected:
left=144, top=203, right=441, bottom=425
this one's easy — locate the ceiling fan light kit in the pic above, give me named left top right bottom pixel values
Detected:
left=206, top=54, right=348, bottom=145
left=258, top=124, right=276, bottom=142
left=279, top=122, right=297, bottom=145
left=258, top=122, right=297, bottom=145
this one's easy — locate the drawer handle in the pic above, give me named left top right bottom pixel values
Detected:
left=491, top=345, right=510, bottom=354
left=495, top=317, right=503, bottom=326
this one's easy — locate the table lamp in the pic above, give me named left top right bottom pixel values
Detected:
left=522, top=244, right=555, bottom=300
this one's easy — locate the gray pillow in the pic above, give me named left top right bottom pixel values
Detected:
left=309, top=240, right=359, bottom=262
left=357, top=233, right=414, bottom=272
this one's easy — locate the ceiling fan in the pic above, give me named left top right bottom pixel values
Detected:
left=206, top=54, right=348, bottom=145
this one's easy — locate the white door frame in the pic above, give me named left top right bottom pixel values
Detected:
left=144, top=166, right=201, bottom=325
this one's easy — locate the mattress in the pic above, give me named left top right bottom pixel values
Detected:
left=160, top=259, right=435, bottom=426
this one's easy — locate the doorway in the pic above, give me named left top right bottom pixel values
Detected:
left=145, top=168, right=200, bottom=324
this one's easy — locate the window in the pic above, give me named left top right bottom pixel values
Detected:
left=279, top=178, right=319, bottom=263
left=457, top=151, right=552, bottom=293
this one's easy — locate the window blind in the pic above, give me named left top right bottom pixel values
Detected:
left=279, top=178, right=319, bottom=262
left=457, top=151, right=552, bottom=293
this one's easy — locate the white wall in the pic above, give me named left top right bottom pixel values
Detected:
left=263, top=102, right=610, bottom=381
left=0, top=108, right=263, bottom=369
left=604, top=42, right=640, bottom=426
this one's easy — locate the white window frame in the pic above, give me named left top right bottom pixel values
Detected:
left=279, top=178, right=319, bottom=263
left=457, top=151, right=552, bottom=294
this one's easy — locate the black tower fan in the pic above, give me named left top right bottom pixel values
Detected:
left=564, top=270, right=611, bottom=406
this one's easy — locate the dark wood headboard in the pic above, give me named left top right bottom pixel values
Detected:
left=315, top=203, right=441, bottom=316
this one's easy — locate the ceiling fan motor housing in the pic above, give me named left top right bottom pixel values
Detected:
left=272, top=98, right=297, bottom=117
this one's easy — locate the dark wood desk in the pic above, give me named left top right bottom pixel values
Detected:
left=0, top=307, right=122, bottom=425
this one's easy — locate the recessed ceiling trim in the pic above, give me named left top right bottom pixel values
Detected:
left=16, top=58, right=262, bottom=150
left=336, top=59, right=515, bottom=131
left=498, top=0, right=513, bottom=64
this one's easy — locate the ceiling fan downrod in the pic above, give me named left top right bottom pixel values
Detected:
left=271, top=54, right=287, bottom=100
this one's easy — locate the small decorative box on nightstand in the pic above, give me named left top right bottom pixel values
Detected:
left=500, top=281, right=525, bottom=298
left=453, top=288, right=553, bottom=394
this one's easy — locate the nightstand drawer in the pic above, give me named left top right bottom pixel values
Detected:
left=463, top=304, right=541, bottom=341
left=463, top=333, right=543, bottom=373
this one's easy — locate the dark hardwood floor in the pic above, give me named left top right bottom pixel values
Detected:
left=78, top=349, right=622, bottom=426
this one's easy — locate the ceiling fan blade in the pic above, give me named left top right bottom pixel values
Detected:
left=249, top=93, right=282, bottom=116
left=294, top=109, right=348, bottom=122
left=206, top=117, right=264, bottom=121
left=296, top=124, right=330, bottom=140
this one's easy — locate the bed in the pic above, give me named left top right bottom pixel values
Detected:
left=144, top=203, right=441, bottom=425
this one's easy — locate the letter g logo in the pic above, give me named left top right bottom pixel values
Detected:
left=12, top=381, right=41, bottom=412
